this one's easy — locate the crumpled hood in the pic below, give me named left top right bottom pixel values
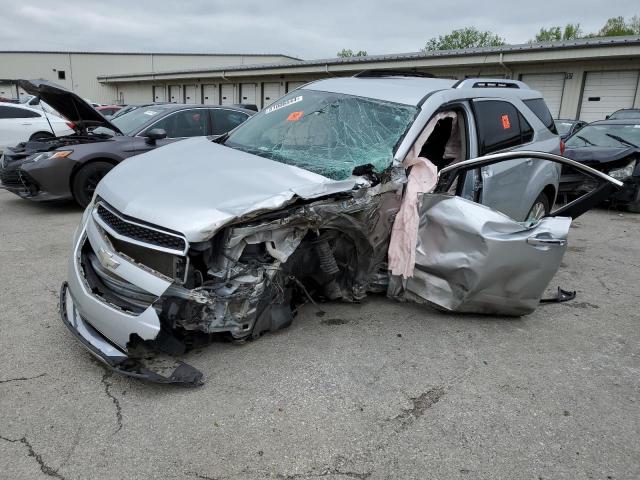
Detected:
left=18, top=79, right=122, bottom=134
left=96, top=137, right=357, bottom=242
left=563, top=146, right=639, bottom=166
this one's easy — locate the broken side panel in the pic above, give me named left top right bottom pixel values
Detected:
left=403, top=194, right=571, bottom=316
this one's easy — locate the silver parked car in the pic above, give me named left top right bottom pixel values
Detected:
left=59, top=73, right=621, bottom=384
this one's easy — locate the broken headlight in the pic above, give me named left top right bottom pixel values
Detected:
left=608, top=160, right=636, bottom=180
left=27, top=150, right=73, bottom=163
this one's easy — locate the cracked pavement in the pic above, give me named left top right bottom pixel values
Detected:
left=1, top=189, right=639, bottom=479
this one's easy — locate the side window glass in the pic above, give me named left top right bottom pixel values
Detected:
left=520, top=113, right=533, bottom=143
left=523, top=98, right=557, bottom=134
left=211, top=109, right=248, bottom=135
left=474, top=100, right=523, bottom=154
left=0, top=106, right=40, bottom=119
left=147, top=109, right=209, bottom=138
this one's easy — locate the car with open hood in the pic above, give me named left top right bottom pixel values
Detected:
left=560, top=119, right=640, bottom=212
left=58, top=73, right=622, bottom=385
left=0, top=79, right=254, bottom=206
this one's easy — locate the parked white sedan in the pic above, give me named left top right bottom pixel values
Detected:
left=0, top=102, right=74, bottom=153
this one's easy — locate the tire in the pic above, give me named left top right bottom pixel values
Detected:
left=29, top=131, right=54, bottom=141
left=526, top=192, right=550, bottom=223
left=72, top=161, right=114, bottom=208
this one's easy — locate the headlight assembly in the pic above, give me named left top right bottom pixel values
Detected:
left=608, top=160, right=636, bottom=180
left=27, top=150, right=73, bottom=163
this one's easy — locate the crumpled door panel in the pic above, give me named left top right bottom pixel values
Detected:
left=404, top=194, right=571, bottom=316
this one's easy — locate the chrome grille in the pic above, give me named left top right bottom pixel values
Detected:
left=96, top=203, right=187, bottom=253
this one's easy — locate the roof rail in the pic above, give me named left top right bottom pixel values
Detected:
left=354, top=69, right=435, bottom=79
left=453, top=78, right=529, bottom=89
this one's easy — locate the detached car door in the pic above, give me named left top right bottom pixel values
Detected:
left=405, top=151, right=622, bottom=316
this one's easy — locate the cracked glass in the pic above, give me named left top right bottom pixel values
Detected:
left=224, top=89, right=418, bottom=180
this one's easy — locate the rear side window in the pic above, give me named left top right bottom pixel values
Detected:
left=0, top=106, right=41, bottom=119
left=524, top=98, right=558, bottom=134
left=473, top=100, right=533, bottom=154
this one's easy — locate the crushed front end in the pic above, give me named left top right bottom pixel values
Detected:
left=62, top=180, right=400, bottom=385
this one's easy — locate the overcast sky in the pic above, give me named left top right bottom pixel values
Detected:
left=0, top=1, right=637, bottom=59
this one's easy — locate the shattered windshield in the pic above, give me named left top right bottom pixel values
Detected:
left=224, top=89, right=418, bottom=180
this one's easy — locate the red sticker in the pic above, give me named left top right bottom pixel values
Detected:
left=287, top=111, right=304, bottom=122
left=501, top=114, right=511, bottom=129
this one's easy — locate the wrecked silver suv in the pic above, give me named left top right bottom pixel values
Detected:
left=60, top=73, right=622, bottom=385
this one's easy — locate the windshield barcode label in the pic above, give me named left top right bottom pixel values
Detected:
left=265, top=96, right=303, bottom=114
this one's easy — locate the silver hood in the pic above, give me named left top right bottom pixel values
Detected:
left=96, top=137, right=357, bottom=242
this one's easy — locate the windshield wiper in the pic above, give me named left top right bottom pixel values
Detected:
left=211, top=132, right=230, bottom=144
left=576, top=135, right=596, bottom=146
left=605, top=133, right=638, bottom=148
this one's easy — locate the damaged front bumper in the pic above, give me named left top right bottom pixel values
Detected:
left=60, top=282, right=203, bottom=385
left=60, top=216, right=204, bottom=386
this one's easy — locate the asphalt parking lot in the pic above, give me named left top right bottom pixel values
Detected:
left=0, top=188, right=639, bottom=480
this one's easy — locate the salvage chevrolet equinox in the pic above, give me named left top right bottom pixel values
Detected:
left=60, top=72, right=622, bottom=384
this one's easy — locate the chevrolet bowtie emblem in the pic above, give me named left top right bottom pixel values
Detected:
left=97, top=248, right=120, bottom=271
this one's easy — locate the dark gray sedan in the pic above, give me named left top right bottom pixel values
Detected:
left=0, top=80, right=254, bottom=207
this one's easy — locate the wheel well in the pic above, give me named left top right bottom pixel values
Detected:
left=541, top=184, right=557, bottom=206
left=29, top=131, right=54, bottom=140
left=69, top=158, right=118, bottom=200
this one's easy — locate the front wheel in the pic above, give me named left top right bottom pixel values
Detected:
left=628, top=187, right=640, bottom=213
left=526, top=193, right=550, bottom=223
left=72, top=161, right=114, bottom=208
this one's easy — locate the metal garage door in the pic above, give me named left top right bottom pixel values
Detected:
left=202, top=84, right=217, bottom=105
left=286, top=81, right=308, bottom=93
left=169, top=85, right=183, bottom=103
left=184, top=85, right=198, bottom=104
left=262, top=82, right=281, bottom=108
left=521, top=73, right=565, bottom=118
left=579, top=71, right=640, bottom=122
left=240, top=83, right=257, bottom=105
left=0, top=83, right=17, bottom=100
left=220, top=84, right=234, bottom=105
left=153, top=86, right=166, bottom=102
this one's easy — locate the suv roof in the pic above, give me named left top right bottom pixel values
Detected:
left=304, top=74, right=538, bottom=107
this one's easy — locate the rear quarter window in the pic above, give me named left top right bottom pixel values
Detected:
left=524, top=98, right=558, bottom=134
left=0, top=105, right=41, bottom=119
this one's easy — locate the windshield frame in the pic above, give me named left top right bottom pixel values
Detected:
left=223, top=88, right=420, bottom=180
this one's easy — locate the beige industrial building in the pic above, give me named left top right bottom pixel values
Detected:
left=2, top=36, right=640, bottom=121
left=0, top=51, right=300, bottom=104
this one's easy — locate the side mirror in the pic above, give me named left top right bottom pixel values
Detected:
left=144, top=128, right=167, bottom=145
left=605, top=115, right=610, bottom=119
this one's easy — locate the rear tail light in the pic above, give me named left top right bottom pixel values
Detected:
left=560, top=139, right=566, bottom=155
left=66, top=121, right=76, bottom=130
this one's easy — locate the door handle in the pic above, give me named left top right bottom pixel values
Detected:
left=526, top=236, right=567, bottom=247
left=21, top=122, right=32, bottom=125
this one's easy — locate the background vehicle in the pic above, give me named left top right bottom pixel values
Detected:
left=554, top=119, right=587, bottom=140
left=561, top=119, right=640, bottom=211
left=607, top=109, right=640, bottom=120
left=0, top=79, right=254, bottom=206
left=0, top=102, right=74, bottom=153
left=95, top=105, right=123, bottom=118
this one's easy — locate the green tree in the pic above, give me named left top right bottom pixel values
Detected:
left=422, top=27, right=505, bottom=51
left=336, top=49, right=368, bottom=58
left=532, top=23, right=583, bottom=42
left=597, top=16, right=635, bottom=36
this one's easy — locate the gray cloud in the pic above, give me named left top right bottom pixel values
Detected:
left=0, top=0, right=637, bottom=59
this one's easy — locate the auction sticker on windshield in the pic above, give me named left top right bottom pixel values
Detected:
left=265, top=96, right=303, bottom=114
